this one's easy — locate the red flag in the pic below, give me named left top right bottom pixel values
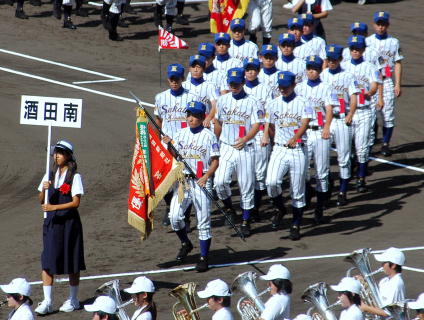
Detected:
left=209, top=0, right=250, bottom=33
left=159, top=26, right=189, bottom=49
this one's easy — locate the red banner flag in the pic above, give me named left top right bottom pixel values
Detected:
left=209, top=0, right=250, bottom=33
left=159, top=26, right=189, bottom=49
left=128, top=109, right=184, bottom=241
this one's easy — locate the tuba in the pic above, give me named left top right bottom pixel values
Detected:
left=169, top=282, right=208, bottom=320
left=230, top=271, right=269, bottom=320
left=301, top=282, right=338, bottom=320
left=385, top=300, right=411, bottom=320
left=97, top=279, right=131, bottom=320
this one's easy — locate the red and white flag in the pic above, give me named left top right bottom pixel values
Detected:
left=158, top=26, right=189, bottom=49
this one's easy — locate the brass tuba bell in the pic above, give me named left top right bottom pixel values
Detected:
left=97, top=279, right=131, bottom=320
left=301, top=282, right=338, bottom=320
left=169, top=282, right=209, bottom=320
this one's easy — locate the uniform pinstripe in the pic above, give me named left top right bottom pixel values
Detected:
left=214, top=93, right=264, bottom=209
left=341, top=59, right=381, bottom=163
left=279, top=43, right=315, bottom=61
left=213, top=57, right=243, bottom=74
left=169, top=128, right=220, bottom=240
left=295, top=81, right=338, bottom=192
left=244, top=83, right=272, bottom=190
left=366, top=34, right=404, bottom=128
left=183, top=80, right=220, bottom=115
left=301, top=36, right=326, bottom=60
left=247, top=0, right=273, bottom=39
left=265, top=95, right=312, bottom=207
left=228, top=40, right=259, bottom=62
left=276, top=57, right=307, bottom=84
left=187, top=69, right=228, bottom=93
left=321, top=68, right=361, bottom=179
left=258, top=69, right=281, bottom=100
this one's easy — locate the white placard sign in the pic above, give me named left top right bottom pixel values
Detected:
left=20, top=95, right=83, bottom=128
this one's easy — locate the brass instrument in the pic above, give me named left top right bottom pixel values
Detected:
left=385, top=300, right=412, bottom=320
left=230, top=271, right=269, bottom=320
left=301, top=282, right=338, bottom=320
left=97, top=279, right=131, bottom=320
left=169, top=282, right=204, bottom=320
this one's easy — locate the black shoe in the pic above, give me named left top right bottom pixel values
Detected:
left=109, top=31, right=123, bottom=41
left=118, top=18, right=128, bottom=27
left=289, top=224, right=301, bottom=240
left=53, top=1, right=61, bottom=19
left=271, top=207, right=286, bottom=229
left=250, top=207, right=261, bottom=222
left=123, top=2, right=135, bottom=14
left=30, top=0, right=42, bottom=5
left=326, top=179, right=334, bottom=201
left=153, top=10, right=162, bottom=27
left=15, top=8, right=28, bottom=19
left=336, top=192, right=347, bottom=206
left=176, top=241, right=193, bottom=260
left=63, top=18, right=76, bottom=29
left=166, top=25, right=172, bottom=33
left=162, top=206, right=170, bottom=226
left=75, top=8, right=88, bottom=17
left=381, top=143, right=392, bottom=157
left=314, top=208, right=325, bottom=224
left=305, top=184, right=314, bottom=209
left=357, top=178, right=367, bottom=193
left=185, top=219, right=191, bottom=234
left=176, top=14, right=188, bottom=25
left=241, top=220, right=251, bottom=237
left=100, top=11, right=112, bottom=31
left=195, top=256, right=209, bottom=272
left=224, top=208, right=236, bottom=229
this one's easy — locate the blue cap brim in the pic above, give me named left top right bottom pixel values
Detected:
left=168, top=72, right=183, bottom=78
left=278, top=80, right=292, bottom=87
left=228, top=77, right=243, bottom=84
left=326, top=52, right=342, bottom=59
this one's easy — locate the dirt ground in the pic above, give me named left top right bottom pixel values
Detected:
left=1, top=0, right=423, bottom=319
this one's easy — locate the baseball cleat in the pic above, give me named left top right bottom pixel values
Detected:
left=289, top=224, right=300, bottom=240
left=63, top=18, right=76, bottom=29
left=15, top=8, right=28, bottom=19
left=337, top=192, right=347, bottom=206
left=195, top=256, right=209, bottom=272
left=357, top=178, right=368, bottom=193
left=224, top=208, right=236, bottom=229
left=241, top=220, right=251, bottom=237
left=381, top=143, right=392, bottom=157
left=176, top=241, right=193, bottom=260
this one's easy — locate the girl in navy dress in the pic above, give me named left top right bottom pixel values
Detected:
left=35, top=140, right=85, bottom=315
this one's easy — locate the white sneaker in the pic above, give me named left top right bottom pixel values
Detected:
left=357, top=0, right=366, bottom=4
left=35, top=300, right=54, bottom=314
left=59, top=298, right=80, bottom=312
left=283, top=2, right=293, bottom=9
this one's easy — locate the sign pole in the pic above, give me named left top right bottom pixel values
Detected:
left=44, top=122, right=52, bottom=219
left=159, top=46, right=162, bottom=88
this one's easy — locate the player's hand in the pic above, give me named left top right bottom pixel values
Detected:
left=162, top=135, right=172, bottom=144
left=395, top=85, right=402, bottom=98
left=260, top=136, right=269, bottom=147
left=364, top=92, right=372, bottom=101
left=43, top=181, right=51, bottom=191
left=197, top=175, right=208, bottom=188
left=376, top=97, right=384, bottom=110
left=285, top=138, right=297, bottom=148
left=233, top=137, right=246, bottom=150
left=176, top=310, right=190, bottom=320
left=345, top=114, right=353, bottom=126
left=203, top=117, right=211, bottom=128
left=42, top=204, right=55, bottom=212
left=321, top=128, right=331, bottom=140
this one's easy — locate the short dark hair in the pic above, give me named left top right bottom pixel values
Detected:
left=95, top=311, right=118, bottom=320
left=388, top=262, right=402, bottom=273
left=9, top=294, right=33, bottom=306
left=342, top=291, right=361, bottom=306
left=187, top=111, right=206, bottom=120
left=212, top=296, right=231, bottom=307
left=272, top=279, right=292, bottom=294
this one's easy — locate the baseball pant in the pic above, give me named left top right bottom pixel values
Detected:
left=351, top=107, right=372, bottom=163
left=306, top=129, right=330, bottom=193
left=368, top=96, right=378, bottom=147
left=247, top=0, right=273, bottom=39
left=157, top=0, right=183, bottom=15
left=170, top=178, right=212, bottom=240
left=266, top=145, right=307, bottom=208
left=254, top=130, right=270, bottom=190
left=330, top=118, right=352, bottom=179
left=214, top=143, right=255, bottom=210
left=376, top=78, right=395, bottom=128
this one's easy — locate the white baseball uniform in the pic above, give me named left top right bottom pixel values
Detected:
left=156, top=0, right=183, bottom=16
left=265, top=94, right=312, bottom=207
left=169, top=127, right=220, bottom=240
left=276, top=55, right=307, bottom=84
left=186, top=67, right=228, bottom=93
left=279, top=42, right=315, bottom=61
left=214, top=92, right=264, bottom=209
left=228, top=39, right=259, bottom=62
left=320, top=68, right=360, bottom=179
left=213, top=55, right=243, bottom=74
left=301, top=34, right=326, bottom=60
left=183, top=79, right=220, bottom=115
left=247, top=0, right=273, bottom=39
left=258, top=67, right=281, bottom=100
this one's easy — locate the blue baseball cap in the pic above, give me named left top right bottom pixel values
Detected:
left=299, top=13, right=314, bottom=25
left=351, top=22, right=368, bottom=34
left=261, top=44, right=278, bottom=57
left=198, top=43, right=215, bottom=57
left=288, top=17, right=304, bottom=29
left=215, top=32, right=231, bottom=44
left=243, top=57, right=260, bottom=69
left=306, top=55, right=323, bottom=68
left=227, top=68, right=245, bottom=84
left=167, top=63, right=184, bottom=78
left=230, top=18, right=245, bottom=30
left=187, top=101, right=206, bottom=114
left=374, top=11, right=389, bottom=23
left=326, top=44, right=343, bottom=59
left=348, top=35, right=366, bottom=48
left=277, top=71, right=296, bottom=87
left=189, top=54, right=206, bottom=67
left=278, top=33, right=295, bottom=45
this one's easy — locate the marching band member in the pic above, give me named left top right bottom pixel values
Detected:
left=124, top=276, right=157, bottom=320
left=84, top=296, right=118, bottom=320
left=197, top=279, right=234, bottom=320
left=360, top=247, right=405, bottom=317
left=257, top=264, right=292, bottom=320
left=408, top=293, right=424, bottom=320
left=1, top=278, right=34, bottom=320
left=330, top=277, right=364, bottom=320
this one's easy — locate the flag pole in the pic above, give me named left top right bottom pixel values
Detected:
left=130, top=92, right=246, bottom=242
left=159, top=46, right=162, bottom=87
left=44, top=122, right=52, bottom=219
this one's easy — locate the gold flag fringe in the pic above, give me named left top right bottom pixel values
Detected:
left=128, top=209, right=154, bottom=241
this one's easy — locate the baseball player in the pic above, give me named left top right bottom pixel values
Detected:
left=295, top=55, right=337, bottom=223
left=162, top=101, right=219, bottom=272
left=262, top=71, right=312, bottom=240
left=284, top=18, right=316, bottom=61
left=321, top=44, right=360, bottom=206
left=154, top=63, right=199, bottom=226
left=258, top=44, right=281, bottom=100
left=52, top=0, right=77, bottom=29
left=243, top=58, right=272, bottom=221
left=228, top=19, right=259, bottom=62
left=367, top=11, right=403, bottom=157
left=101, top=0, right=125, bottom=41
left=213, top=33, right=244, bottom=74
left=299, top=13, right=327, bottom=68
left=247, top=0, right=273, bottom=45
left=154, top=0, right=187, bottom=32
left=276, top=33, right=307, bottom=84
left=341, top=35, right=381, bottom=193
left=214, top=68, right=264, bottom=237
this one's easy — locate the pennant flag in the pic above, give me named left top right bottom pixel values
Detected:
left=159, top=26, right=189, bottom=49
left=128, top=108, right=185, bottom=241
left=209, top=0, right=250, bottom=33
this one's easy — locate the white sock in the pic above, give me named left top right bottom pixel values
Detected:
left=70, top=285, right=79, bottom=300
left=43, top=286, right=53, bottom=303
